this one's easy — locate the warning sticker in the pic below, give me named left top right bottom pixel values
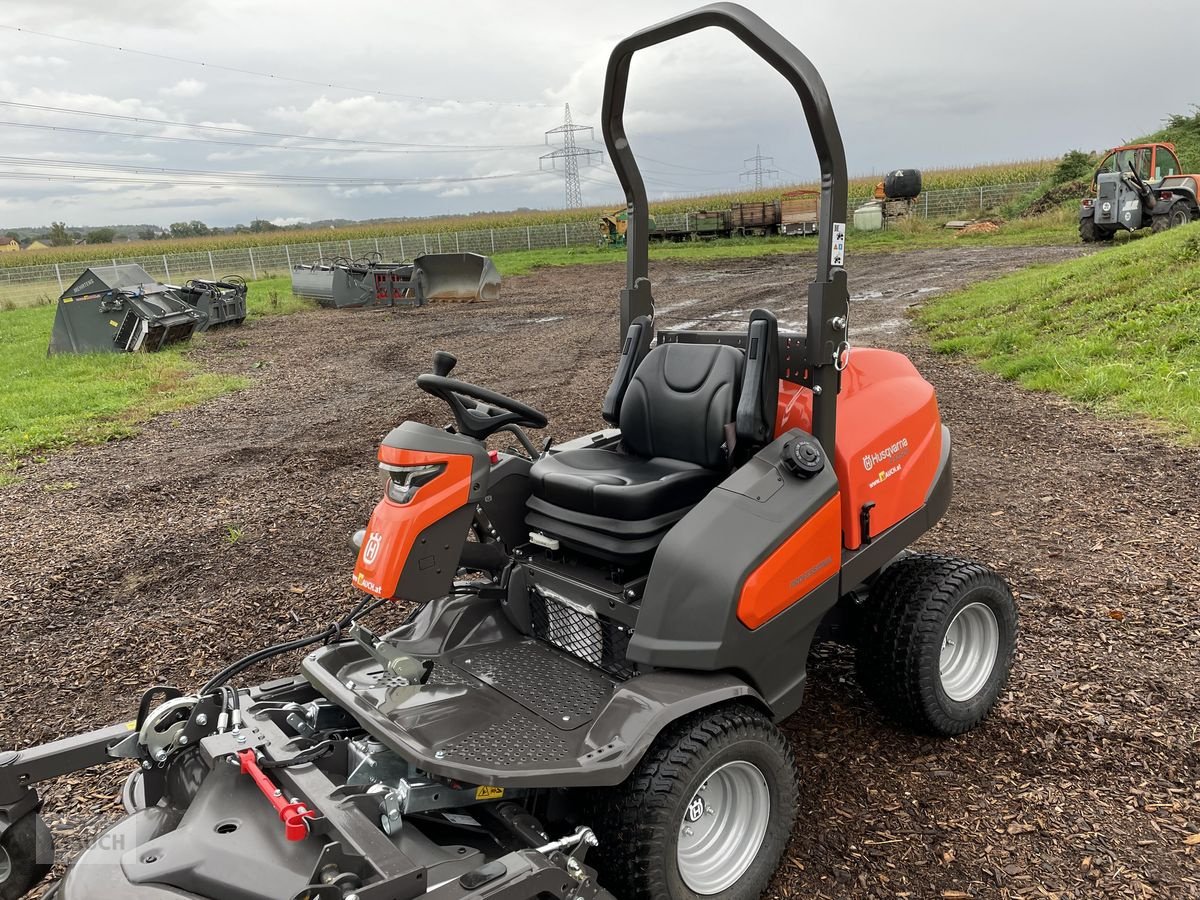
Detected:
left=831, top=223, right=846, bottom=267
left=475, top=785, right=504, bottom=801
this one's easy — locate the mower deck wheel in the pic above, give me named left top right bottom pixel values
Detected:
left=0, top=814, right=53, bottom=900
left=586, top=703, right=797, bottom=900
left=856, top=554, right=1017, bottom=736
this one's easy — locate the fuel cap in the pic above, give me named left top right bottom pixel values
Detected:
left=781, top=438, right=824, bottom=478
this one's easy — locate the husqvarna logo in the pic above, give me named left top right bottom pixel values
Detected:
left=862, top=437, right=909, bottom=472
left=363, top=531, right=383, bottom=565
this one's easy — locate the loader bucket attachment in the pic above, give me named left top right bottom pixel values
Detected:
left=290, top=263, right=336, bottom=305
left=177, top=277, right=247, bottom=331
left=413, top=252, right=501, bottom=302
left=47, top=265, right=204, bottom=355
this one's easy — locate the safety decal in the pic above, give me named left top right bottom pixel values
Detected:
left=831, top=223, right=846, bottom=267
left=475, top=785, right=505, bottom=801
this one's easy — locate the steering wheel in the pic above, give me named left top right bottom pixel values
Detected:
left=416, top=353, right=547, bottom=441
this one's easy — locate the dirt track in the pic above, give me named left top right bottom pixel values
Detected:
left=2, top=245, right=1198, bottom=899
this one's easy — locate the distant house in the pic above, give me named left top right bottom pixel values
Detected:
left=23, top=240, right=50, bottom=250
left=0, top=239, right=19, bottom=253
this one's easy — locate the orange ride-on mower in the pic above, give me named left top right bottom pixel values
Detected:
left=0, top=6, right=1018, bottom=900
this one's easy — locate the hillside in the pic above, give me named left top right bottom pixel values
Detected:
left=920, top=223, right=1200, bottom=440
left=1139, top=107, right=1200, bottom=171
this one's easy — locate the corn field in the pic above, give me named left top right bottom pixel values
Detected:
left=0, top=159, right=1058, bottom=272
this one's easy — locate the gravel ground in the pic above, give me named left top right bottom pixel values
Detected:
left=1, top=245, right=1197, bottom=899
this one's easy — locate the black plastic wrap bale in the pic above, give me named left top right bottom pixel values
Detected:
left=48, top=264, right=205, bottom=355
left=177, top=277, right=248, bottom=331
left=883, top=168, right=923, bottom=199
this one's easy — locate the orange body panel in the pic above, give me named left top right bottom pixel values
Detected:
left=776, top=347, right=942, bottom=551
left=352, top=447, right=473, bottom=599
left=737, top=495, right=841, bottom=629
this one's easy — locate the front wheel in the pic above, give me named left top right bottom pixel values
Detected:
left=0, top=814, right=53, bottom=900
left=587, top=704, right=797, bottom=900
left=856, top=554, right=1018, bottom=736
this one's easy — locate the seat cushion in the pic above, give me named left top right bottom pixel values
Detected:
left=529, top=448, right=723, bottom=520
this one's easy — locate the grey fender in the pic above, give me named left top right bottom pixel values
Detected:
left=579, top=670, right=768, bottom=785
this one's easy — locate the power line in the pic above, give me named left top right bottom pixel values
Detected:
left=0, top=99, right=530, bottom=150
left=0, top=119, right=538, bottom=155
left=0, top=23, right=553, bottom=110
left=739, top=144, right=778, bottom=190
left=540, top=104, right=601, bottom=209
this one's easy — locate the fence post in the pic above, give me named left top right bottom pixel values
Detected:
left=423, top=234, right=429, bottom=254
left=248, top=248, right=258, bottom=280
left=526, top=226, right=532, bottom=250
left=979, top=186, right=985, bottom=211
left=347, top=240, right=354, bottom=256
left=437, top=233, right=443, bottom=253
left=54, top=263, right=63, bottom=292
left=455, top=232, right=460, bottom=252
left=924, top=193, right=929, bottom=218
left=490, top=229, right=496, bottom=254
left=399, top=235, right=405, bottom=259
left=374, top=238, right=380, bottom=254
left=563, top=223, right=568, bottom=247
left=162, top=255, right=171, bottom=282
left=208, top=251, right=216, bottom=278
left=285, top=245, right=292, bottom=269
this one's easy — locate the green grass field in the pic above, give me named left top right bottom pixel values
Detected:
left=920, top=223, right=1200, bottom=441
left=0, top=280, right=311, bottom=481
left=493, top=210, right=1078, bottom=275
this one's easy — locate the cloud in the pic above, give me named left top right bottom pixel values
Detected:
left=159, top=79, right=206, bottom=98
left=13, top=55, right=68, bottom=68
left=270, top=216, right=310, bottom=227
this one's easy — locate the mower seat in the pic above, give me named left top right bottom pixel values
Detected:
left=526, top=341, right=744, bottom=560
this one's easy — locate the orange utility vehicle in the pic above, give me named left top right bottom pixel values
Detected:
left=0, top=6, right=1017, bottom=900
left=1080, top=141, right=1199, bottom=240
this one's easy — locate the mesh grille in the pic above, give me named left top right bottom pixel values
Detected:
left=529, top=592, right=636, bottom=680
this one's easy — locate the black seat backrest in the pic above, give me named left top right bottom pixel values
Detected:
left=619, top=343, right=744, bottom=468
left=735, top=308, right=780, bottom=448
left=602, top=315, right=652, bottom=425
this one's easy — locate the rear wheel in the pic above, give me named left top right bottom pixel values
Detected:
left=1079, top=216, right=1099, bottom=243
left=0, top=814, right=53, bottom=900
left=856, top=554, right=1017, bottom=736
left=1152, top=201, right=1192, bottom=234
left=587, top=704, right=797, bottom=900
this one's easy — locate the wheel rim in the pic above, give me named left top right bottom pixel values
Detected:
left=939, top=601, right=1000, bottom=702
left=676, top=760, right=770, bottom=894
left=0, top=843, right=11, bottom=883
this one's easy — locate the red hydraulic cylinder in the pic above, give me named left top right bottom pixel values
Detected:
left=237, top=748, right=317, bottom=841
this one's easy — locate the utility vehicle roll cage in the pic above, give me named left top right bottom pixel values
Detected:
left=604, top=1, right=849, bottom=456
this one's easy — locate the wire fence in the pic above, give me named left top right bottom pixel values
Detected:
left=0, top=180, right=1042, bottom=309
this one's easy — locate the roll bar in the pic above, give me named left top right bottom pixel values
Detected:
left=601, top=2, right=850, bottom=454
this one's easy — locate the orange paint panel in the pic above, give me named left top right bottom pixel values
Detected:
left=737, top=496, right=841, bottom=630
left=775, top=348, right=943, bottom=550
left=352, top=447, right=473, bottom=599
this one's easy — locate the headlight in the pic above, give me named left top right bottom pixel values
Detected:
left=378, top=463, right=444, bottom=504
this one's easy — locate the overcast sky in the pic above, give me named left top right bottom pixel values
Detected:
left=0, top=0, right=1195, bottom=229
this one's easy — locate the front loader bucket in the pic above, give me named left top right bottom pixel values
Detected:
left=412, top=252, right=501, bottom=302
left=290, top=264, right=336, bottom=306
left=48, top=265, right=205, bottom=355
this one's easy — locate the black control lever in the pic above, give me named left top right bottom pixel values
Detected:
left=432, top=351, right=457, bottom=377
